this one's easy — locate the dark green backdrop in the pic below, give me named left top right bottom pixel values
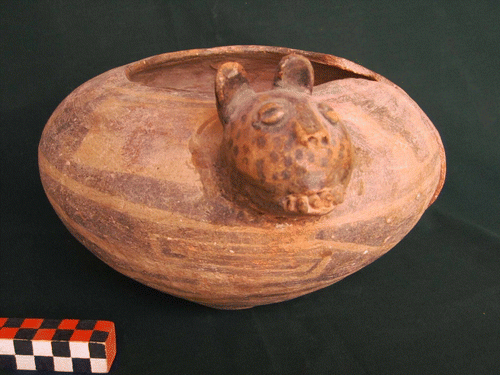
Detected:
left=1, top=1, right=499, bottom=374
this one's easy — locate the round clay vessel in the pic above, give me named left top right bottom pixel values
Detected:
left=39, top=46, right=445, bottom=309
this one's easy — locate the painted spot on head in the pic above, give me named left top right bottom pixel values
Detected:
left=256, top=159, right=265, bottom=181
left=295, top=149, right=303, bottom=160
left=307, top=151, right=315, bottom=163
left=270, top=151, right=279, bottom=163
left=257, top=136, right=266, bottom=149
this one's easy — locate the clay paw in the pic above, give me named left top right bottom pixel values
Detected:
left=281, top=188, right=344, bottom=215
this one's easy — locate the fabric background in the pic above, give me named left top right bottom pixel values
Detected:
left=1, top=1, right=499, bottom=374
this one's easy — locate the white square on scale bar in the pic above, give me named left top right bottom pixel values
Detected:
left=32, top=340, right=53, bottom=356
left=15, top=355, right=36, bottom=371
left=53, top=356, right=73, bottom=372
left=0, top=339, right=15, bottom=355
left=91, top=358, right=109, bottom=373
left=69, top=341, right=90, bottom=358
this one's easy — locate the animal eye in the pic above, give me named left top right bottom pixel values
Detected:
left=317, top=102, right=339, bottom=125
left=258, top=102, right=285, bottom=125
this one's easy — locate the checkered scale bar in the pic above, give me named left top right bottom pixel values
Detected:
left=0, top=318, right=116, bottom=373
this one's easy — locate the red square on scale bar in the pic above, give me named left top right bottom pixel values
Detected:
left=93, top=321, right=114, bottom=332
left=70, top=330, right=93, bottom=342
left=21, top=318, right=44, bottom=329
left=58, top=319, right=79, bottom=330
left=33, top=328, right=57, bottom=341
left=0, top=327, right=19, bottom=339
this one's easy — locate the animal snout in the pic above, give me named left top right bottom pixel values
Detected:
left=294, top=121, right=330, bottom=148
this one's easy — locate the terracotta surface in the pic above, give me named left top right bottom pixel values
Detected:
left=39, top=46, right=445, bottom=309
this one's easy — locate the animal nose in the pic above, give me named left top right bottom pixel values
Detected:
left=294, top=119, right=330, bottom=147
left=293, top=102, right=329, bottom=146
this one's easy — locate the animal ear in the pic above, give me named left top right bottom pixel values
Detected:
left=215, top=62, right=253, bottom=124
left=274, top=54, right=314, bottom=93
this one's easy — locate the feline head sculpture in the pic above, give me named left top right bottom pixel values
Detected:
left=215, top=54, right=353, bottom=216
